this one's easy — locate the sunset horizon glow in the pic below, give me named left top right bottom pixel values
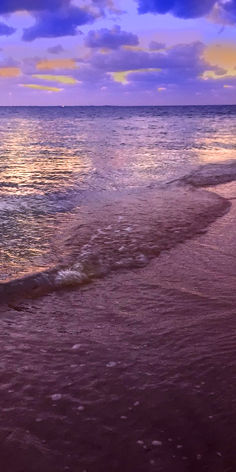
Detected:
left=0, top=0, right=235, bottom=106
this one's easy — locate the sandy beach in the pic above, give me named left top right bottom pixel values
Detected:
left=0, top=179, right=235, bottom=472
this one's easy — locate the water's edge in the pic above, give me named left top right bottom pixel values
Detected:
left=1, top=161, right=236, bottom=305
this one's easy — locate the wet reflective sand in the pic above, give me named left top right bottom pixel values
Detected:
left=0, top=182, right=235, bottom=472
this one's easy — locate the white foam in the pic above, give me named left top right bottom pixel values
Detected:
left=136, top=254, right=148, bottom=264
left=55, top=268, right=88, bottom=287
left=72, top=344, right=81, bottom=350
left=106, top=361, right=117, bottom=367
left=51, top=393, right=62, bottom=401
left=152, top=440, right=162, bottom=446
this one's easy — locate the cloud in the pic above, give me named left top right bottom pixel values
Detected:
left=216, top=0, right=236, bottom=24
left=20, top=41, right=224, bottom=100
left=0, top=0, right=118, bottom=15
left=90, top=41, right=208, bottom=75
left=85, top=25, right=139, bottom=49
left=0, top=67, right=21, bottom=78
left=13, top=37, right=233, bottom=105
left=36, top=58, right=77, bottom=70
left=77, top=0, right=125, bottom=16
left=0, top=0, right=66, bottom=14
left=22, top=5, right=95, bottom=41
left=203, top=44, right=236, bottom=78
left=21, top=83, right=62, bottom=91
left=149, top=41, right=165, bottom=51
left=77, top=40, right=228, bottom=99
left=90, top=0, right=121, bottom=11
left=32, top=74, right=77, bottom=84
left=136, top=0, right=236, bottom=23
left=110, top=68, right=161, bottom=84
left=137, top=0, right=216, bottom=18
left=47, top=44, right=64, bottom=54
left=0, top=22, right=16, bottom=36
left=0, top=1, right=112, bottom=43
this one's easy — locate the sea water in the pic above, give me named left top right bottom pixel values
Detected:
left=0, top=105, right=235, bottom=287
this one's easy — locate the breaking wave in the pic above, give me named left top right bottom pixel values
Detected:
left=1, top=160, right=236, bottom=303
left=176, top=160, right=236, bottom=188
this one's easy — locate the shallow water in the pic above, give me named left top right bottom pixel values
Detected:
left=0, top=105, right=235, bottom=282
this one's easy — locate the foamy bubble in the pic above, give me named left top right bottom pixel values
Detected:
left=106, top=361, right=117, bottom=367
left=51, top=393, right=62, bottom=401
left=152, top=440, right=162, bottom=446
left=55, top=269, right=87, bottom=287
left=72, top=344, right=81, bottom=350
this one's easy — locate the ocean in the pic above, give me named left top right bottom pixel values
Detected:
left=0, top=105, right=235, bottom=285
left=0, top=105, right=236, bottom=471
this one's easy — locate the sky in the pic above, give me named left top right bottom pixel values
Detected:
left=0, top=0, right=235, bottom=105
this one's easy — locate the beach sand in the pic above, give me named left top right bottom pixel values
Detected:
left=0, top=182, right=235, bottom=471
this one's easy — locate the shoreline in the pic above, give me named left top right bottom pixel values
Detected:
left=0, top=179, right=235, bottom=471
left=1, top=160, right=236, bottom=306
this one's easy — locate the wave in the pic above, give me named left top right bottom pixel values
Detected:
left=175, top=160, right=236, bottom=188
left=0, top=188, right=86, bottom=215
left=1, top=161, right=235, bottom=304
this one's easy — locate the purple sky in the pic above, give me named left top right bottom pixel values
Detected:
left=0, top=0, right=235, bottom=105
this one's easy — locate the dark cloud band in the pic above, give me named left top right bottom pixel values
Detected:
left=23, top=6, right=95, bottom=41
left=137, top=0, right=236, bottom=22
left=0, top=22, right=16, bottom=36
left=0, top=0, right=67, bottom=14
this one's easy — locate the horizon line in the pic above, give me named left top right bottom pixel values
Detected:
left=0, top=104, right=235, bottom=107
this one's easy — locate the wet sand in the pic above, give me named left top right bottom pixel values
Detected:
left=0, top=182, right=236, bottom=472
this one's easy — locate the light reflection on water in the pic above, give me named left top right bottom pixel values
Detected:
left=0, top=105, right=235, bottom=281
left=195, top=132, right=236, bottom=163
left=0, top=116, right=94, bottom=196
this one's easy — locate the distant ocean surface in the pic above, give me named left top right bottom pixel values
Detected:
left=0, top=105, right=235, bottom=286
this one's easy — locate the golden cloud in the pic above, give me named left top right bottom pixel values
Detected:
left=21, top=84, right=62, bottom=92
left=122, top=45, right=166, bottom=53
left=110, top=68, right=161, bottom=85
left=32, top=74, right=77, bottom=85
left=158, top=87, right=166, bottom=92
left=0, top=67, right=21, bottom=78
left=123, top=46, right=148, bottom=52
left=36, top=59, right=77, bottom=71
left=203, top=44, right=236, bottom=79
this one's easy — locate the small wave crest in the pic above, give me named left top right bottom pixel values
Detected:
left=2, top=161, right=236, bottom=302
left=177, top=160, right=236, bottom=187
left=0, top=176, right=231, bottom=303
